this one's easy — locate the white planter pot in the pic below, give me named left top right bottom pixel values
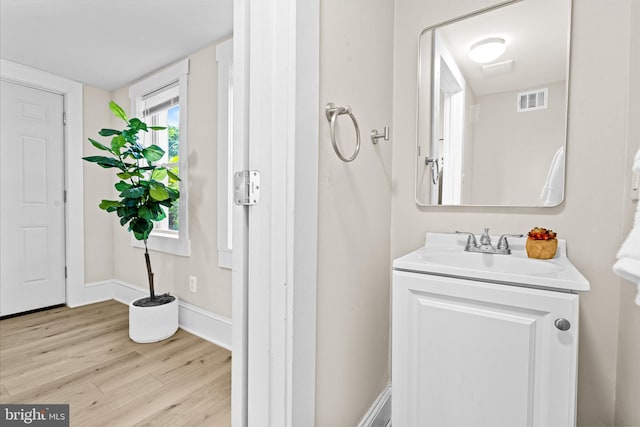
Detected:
left=129, top=296, right=179, bottom=343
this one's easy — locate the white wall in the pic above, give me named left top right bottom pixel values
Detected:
left=392, top=0, right=634, bottom=425
left=84, top=41, right=232, bottom=317
left=316, top=0, right=394, bottom=425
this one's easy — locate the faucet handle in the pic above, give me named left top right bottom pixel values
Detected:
left=455, top=231, right=478, bottom=249
left=496, top=234, right=524, bottom=251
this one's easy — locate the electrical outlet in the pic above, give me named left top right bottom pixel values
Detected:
left=189, top=275, right=197, bottom=293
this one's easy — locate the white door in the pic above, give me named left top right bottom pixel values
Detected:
left=393, top=270, right=579, bottom=427
left=1, top=80, right=66, bottom=316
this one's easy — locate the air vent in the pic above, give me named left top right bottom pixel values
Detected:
left=517, top=88, right=548, bottom=112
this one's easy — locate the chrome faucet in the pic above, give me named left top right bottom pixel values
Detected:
left=455, top=229, right=523, bottom=255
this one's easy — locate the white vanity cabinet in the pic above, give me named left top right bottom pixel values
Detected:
left=392, top=233, right=588, bottom=427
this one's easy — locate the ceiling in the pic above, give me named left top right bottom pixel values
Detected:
left=436, top=0, right=570, bottom=96
left=0, top=0, right=233, bottom=91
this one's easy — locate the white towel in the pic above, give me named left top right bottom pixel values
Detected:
left=540, top=146, right=565, bottom=206
left=613, top=148, right=640, bottom=305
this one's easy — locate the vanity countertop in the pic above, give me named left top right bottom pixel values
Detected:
left=393, top=232, right=590, bottom=292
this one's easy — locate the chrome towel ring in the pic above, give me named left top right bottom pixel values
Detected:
left=325, top=103, right=360, bottom=162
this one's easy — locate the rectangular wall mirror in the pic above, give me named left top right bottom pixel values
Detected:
left=415, top=0, right=572, bottom=207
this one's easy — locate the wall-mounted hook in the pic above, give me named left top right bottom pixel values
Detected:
left=371, top=126, right=390, bottom=144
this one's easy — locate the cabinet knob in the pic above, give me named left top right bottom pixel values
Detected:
left=554, top=318, right=571, bottom=331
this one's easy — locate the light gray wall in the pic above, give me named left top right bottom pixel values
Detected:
left=83, top=41, right=232, bottom=317
left=83, top=85, right=115, bottom=283
left=316, top=0, right=394, bottom=425
left=614, top=1, right=640, bottom=425
left=471, top=81, right=566, bottom=205
left=392, top=0, right=634, bottom=425
left=462, top=80, right=476, bottom=204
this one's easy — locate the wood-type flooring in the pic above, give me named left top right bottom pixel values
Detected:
left=0, top=300, right=231, bottom=426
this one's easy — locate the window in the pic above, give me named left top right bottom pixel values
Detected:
left=217, top=39, right=233, bottom=268
left=129, top=59, right=190, bottom=256
left=141, top=85, right=181, bottom=233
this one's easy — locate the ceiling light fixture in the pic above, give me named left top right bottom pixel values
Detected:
left=469, top=37, right=506, bottom=64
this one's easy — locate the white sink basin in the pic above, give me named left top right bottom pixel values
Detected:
left=394, top=233, right=589, bottom=292
left=419, top=251, right=565, bottom=275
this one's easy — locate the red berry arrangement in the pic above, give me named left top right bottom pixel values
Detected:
left=527, top=227, right=557, bottom=241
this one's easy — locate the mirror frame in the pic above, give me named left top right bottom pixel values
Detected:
left=415, top=0, right=572, bottom=207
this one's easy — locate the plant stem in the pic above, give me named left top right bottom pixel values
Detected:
left=143, top=240, right=155, bottom=300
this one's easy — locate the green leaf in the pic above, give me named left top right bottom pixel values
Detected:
left=130, top=217, right=153, bottom=236
left=111, top=135, right=127, bottom=153
left=119, top=206, right=137, bottom=218
left=82, top=156, right=125, bottom=170
left=129, top=118, right=148, bottom=132
left=151, top=168, right=167, bottom=181
left=166, top=169, right=181, bottom=182
left=120, top=186, right=146, bottom=198
left=109, top=101, right=128, bottom=122
left=88, top=138, right=111, bottom=152
left=123, top=198, right=140, bottom=207
left=114, top=181, right=132, bottom=191
left=121, top=129, right=138, bottom=144
left=149, top=181, right=169, bottom=201
left=166, top=187, right=180, bottom=200
left=148, top=202, right=163, bottom=215
left=82, top=155, right=111, bottom=164
left=151, top=207, right=166, bottom=221
left=98, top=128, right=122, bottom=137
left=138, top=206, right=154, bottom=220
left=133, top=231, right=147, bottom=241
left=142, top=145, right=165, bottom=163
left=122, top=149, right=143, bottom=160
left=99, top=200, right=123, bottom=210
left=149, top=126, right=167, bottom=130
left=119, top=170, right=144, bottom=180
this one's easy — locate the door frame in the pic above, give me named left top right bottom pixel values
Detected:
left=0, top=60, right=84, bottom=307
left=232, top=0, right=319, bottom=425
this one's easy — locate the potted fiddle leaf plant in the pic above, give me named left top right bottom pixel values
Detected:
left=83, top=101, right=181, bottom=343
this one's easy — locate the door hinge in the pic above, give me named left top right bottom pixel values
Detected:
left=63, top=112, right=67, bottom=125
left=64, top=266, right=67, bottom=279
left=63, top=190, right=67, bottom=203
left=234, top=170, right=261, bottom=206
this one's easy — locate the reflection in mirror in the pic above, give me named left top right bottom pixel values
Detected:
left=416, top=0, right=571, bottom=206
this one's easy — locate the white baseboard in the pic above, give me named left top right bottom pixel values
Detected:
left=358, top=384, right=392, bottom=427
left=177, top=300, right=232, bottom=350
left=75, top=279, right=232, bottom=350
left=67, top=279, right=115, bottom=307
left=110, top=279, right=147, bottom=305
